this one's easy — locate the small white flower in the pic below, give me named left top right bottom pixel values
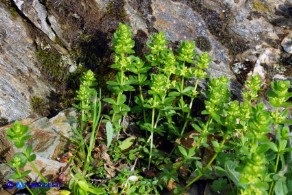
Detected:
left=128, top=175, right=139, bottom=182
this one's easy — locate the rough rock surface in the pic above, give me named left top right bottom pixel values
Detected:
left=149, top=0, right=234, bottom=79
left=0, top=5, right=52, bottom=122
left=282, top=32, right=292, bottom=54
left=14, top=0, right=56, bottom=41
left=0, top=109, right=76, bottom=182
left=0, top=0, right=292, bottom=119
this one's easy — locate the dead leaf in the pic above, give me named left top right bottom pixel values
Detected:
left=176, top=130, right=199, bottom=149
left=167, top=179, right=176, bottom=191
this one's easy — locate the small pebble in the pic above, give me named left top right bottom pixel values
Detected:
left=281, top=33, right=292, bottom=54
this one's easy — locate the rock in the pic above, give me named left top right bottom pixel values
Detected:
left=281, top=33, right=292, bottom=53
left=124, top=1, right=149, bottom=35
left=0, top=163, right=14, bottom=182
left=2, top=0, right=292, bottom=121
left=13, top=0, right=56, bottom=42
left=94, top=0, right=111, bottom=12
left=24, top=155, right=67, bottom=181
left=0, top=5, right=52, bottom=122
left=22, top=108, right=76, bottom=159
left=0, top=109, right=76, bottom=181
left=150, top=0, right=235, bottom=79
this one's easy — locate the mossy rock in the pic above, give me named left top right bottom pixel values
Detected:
left=252, top=1, right=270, bottom=13
left=36, top=48, right=68, bottom=87
left=1, top=0, right=19, bottom=18
left=195, top=36, right=212, bottom=52
left=31, top=96, right=48, bottom=116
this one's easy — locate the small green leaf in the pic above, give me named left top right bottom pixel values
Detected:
left=119, top=136, right=136, bottom=151
left=191, top=123, right=202, bottom=132
left=201, top=110, right=209, bottom=115
left=168, top=91, right=180, bottom=97
left=140, top=123, right=152, bottom=131
left=21, top=170, right=31, bottom=178
left=103, top=98, right=117, bottom=105
left=212, top=140, right=220, bottom=153
left=87, top=186, right=106, bottom=194
left=21, top=135, right=32, bottom=141
left=282, top=119, right=292, bottom=125
left=14, top=140, right=25, bottom=148
left=59, top=190, right=71, bottom=195
left=257, top=144, right=270, bottom=154
left=28, top=154, right=36, bottom=162
left=118, top=94, right=127, bottom=105
left=280, top=140, right=288, bottom=150
left=178, top=145, right=188, bottom=157
left=182, top=87, right=194, bottom=96
left=164, top=96, right=176, bottom=105
left=267, top=142, right=278, bottom=152
left=25, top=145, right=33, bottom=156
left=225, top=160, right=240, bottom=186
left=10, top=173, right=22, bottom=180
left=281, top=102, right=292, bottom=107
left=211, top=113, right=222, bottom=125
left=106, top=121, right=114, bottom=148
left=211, top=178, right=228, bottom=192
left=10, top=152, right=27, bottom=168
left=78, top=180, right=90, bottom=191
left=275, top=180, right=288, bottom=195
left=282, top=148, right=292, bottom=153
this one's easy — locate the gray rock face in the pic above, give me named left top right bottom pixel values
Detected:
left=1, top=0, right=292, bottom=121
left=0, top=109, right=76, bottom=181
left=0, top=5, right=52, bottom=122
left=13, top=0, right=56, bottom=42
left=150, top=0, right=234, bottom=79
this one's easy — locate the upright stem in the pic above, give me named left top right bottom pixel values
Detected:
left=138, top=73, right=146, bottom=122
left=80, top=102, right=85, bottom=131
left=269, top=109, right=280, bottom=195
left=85, top=91, right=101, bottom=173
left=180, top=79, right=199, bottom=137
left=148, top=108, right=156, bottom=169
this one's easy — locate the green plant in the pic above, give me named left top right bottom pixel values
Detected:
left=106, top=168, right=162, bottom=195
left=104, top=24, right=210, bottom=170
left=67, top=23, right=291, bottom=195
left=103, top=23, right=135, bottom=139
left=6, top=121, right=48, bottom=195
left=69, top=70, right=105, bottom=195
left=183, top=75, right=292, bottom=195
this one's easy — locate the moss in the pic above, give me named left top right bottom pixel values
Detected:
left=0, top=0, right=19, bottom=18
left=106, top=0, right=127, bottom=21
left=0, top=117, right=8, bottom=126
left=252, top=1, right=270, bottom=13
left=195, top=36, right=212, bottom=51
left=31, top=96, right=48, bottom=116
left=35, top=48, right=78, bottom=117
left=36, top=48, right=68, bottom=87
